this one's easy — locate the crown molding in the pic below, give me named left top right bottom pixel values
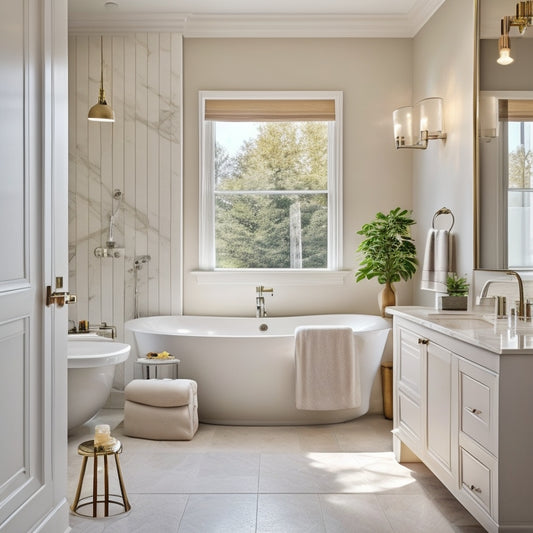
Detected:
left=69, top=1, right=445, bottom=37
left=408, top=0, right=445, bottom=36
left=68, top=13, right=189, bottom=33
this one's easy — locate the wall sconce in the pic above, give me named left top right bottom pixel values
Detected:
left=479, top=94, right=498, bottom=140
left=393, top=97, right=447, bottom=150
left=88, top=36, right=115, bottom=123
left=496, top=2, right=533, bottom=66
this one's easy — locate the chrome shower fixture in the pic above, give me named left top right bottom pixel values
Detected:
left=106, top=188, right=123, bottom=248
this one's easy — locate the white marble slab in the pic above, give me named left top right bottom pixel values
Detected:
left=387, top=306, right=533, bottom=354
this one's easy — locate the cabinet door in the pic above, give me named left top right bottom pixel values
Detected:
left=426, top=341, right=457, bottom=477
left=395, top=326, right=424, bottom=453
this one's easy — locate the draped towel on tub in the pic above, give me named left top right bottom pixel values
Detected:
left=421, top=228, right=454, bottom=293
left=295, top=326, right=361, bottom=410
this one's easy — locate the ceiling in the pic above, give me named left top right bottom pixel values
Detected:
left=69, top=0, right=433, bottom=16
left=68, top=0, right=446, bottom=37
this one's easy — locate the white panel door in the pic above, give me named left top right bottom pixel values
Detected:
left=0, top=0, right=69, bottom=532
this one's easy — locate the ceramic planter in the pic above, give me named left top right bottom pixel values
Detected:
left=440, top=295, right=468, bottom=311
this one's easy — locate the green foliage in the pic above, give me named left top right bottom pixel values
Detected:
left=508, top=145, right=533, bottom=188
left=446, top=273, right=469, bottom=296
left=214, top=121, right=328, bottom=268
left=355, top=208, right=417, bottom=285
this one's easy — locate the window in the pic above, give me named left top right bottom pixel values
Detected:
left=500, top=99, right=533, bottom=268
left=199, top=91, right=342, bottom=271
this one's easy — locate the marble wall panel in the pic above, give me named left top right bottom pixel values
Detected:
left=68, top=33, right=182, bottom=389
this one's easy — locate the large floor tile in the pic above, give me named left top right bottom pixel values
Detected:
left=69, top=493, right=187, bottom=532
left=257, top=494, right=326, bottom=533
left=177, top=494, right=256, bottom=533
left=319, top=494, right=394, bottom=533
left=377, top=494, right=476, bottom=533
left=67, top=412, right=484, bottom=533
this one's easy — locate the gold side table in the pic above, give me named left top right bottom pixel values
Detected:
left=71, top=439, right=131, bottom=518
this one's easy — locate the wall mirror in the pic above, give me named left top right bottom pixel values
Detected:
left=477, top=0, right=533, bottom=270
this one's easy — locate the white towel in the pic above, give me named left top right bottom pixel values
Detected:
left=421, top=229, right=454, bottom=292
left=294, top=326, right=361, bottom=411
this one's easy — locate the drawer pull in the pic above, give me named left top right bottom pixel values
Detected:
left=469, top=484, right=482, bottom=493
left=417, top=338, right=429, bottom=345
left=466, top=407, right=482, bottom=415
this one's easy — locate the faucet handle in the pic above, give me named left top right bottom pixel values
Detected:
left=262, top=287, right=274, bottom=294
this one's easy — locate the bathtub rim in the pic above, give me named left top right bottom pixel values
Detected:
left=125, top=313, right=392, bottom=339
left=67, top=340, right=131, bottom=369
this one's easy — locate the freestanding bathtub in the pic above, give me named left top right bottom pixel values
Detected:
left=125, top=314, right=391, bottom=425
left=68, top=334, right=131, bottom=431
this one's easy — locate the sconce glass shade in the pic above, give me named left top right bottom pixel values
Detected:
left=393, top=106, right=415, bottom=147
left=417, top=97, right=444, bottom=139
left=479, top=94, right=498, bottom=138
left=497, top=19, right=514, bottom=66
left=497, top=47, right=514, bottom=65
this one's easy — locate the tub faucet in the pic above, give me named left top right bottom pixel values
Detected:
left=256, top=285, right=274, bottom=318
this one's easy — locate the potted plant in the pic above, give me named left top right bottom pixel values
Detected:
left=440, top=273, right=469, bottom=311
left=355, top=207, right=417, bottom=316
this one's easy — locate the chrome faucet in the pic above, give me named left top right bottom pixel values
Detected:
left=256, top=285, right=274, bottom=318
left=476, top=269, right=525, bottom=319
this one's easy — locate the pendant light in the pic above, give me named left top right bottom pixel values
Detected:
left=88, top=36, right=115, bottom=123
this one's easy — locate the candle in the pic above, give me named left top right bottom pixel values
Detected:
left=94, top=424, right=111, bottom=446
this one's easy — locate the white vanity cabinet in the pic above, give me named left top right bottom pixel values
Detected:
left=391, top=309, right=533, bottom=533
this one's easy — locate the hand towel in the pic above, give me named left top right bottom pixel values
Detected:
left=295, top=326, right=361, bottom=410
left=421, top=229, right=454, bottom=292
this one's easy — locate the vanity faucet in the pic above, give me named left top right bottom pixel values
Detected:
left=477, top=268, right=525, bottom=319
left=256, top=285, right=274, bottom=318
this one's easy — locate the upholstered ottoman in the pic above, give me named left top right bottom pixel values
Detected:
left=123, top=379, right=198, bottom=440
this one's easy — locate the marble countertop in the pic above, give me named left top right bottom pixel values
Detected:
left=387, top=306, right=533, bottom=355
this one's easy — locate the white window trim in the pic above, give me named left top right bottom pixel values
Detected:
left=198, top=90, right=343, bottom=273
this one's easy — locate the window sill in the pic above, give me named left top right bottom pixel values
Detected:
left=190, top=270, right=350, bottom=286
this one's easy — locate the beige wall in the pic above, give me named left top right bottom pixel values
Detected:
left=183, top=38, right=414, bottom=317
left=412, top=0, right=476, bottom=306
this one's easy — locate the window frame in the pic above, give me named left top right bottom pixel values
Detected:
left=198, top=90, right=343, bottom=272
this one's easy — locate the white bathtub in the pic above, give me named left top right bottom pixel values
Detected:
left=68, top=334, right=130, bottom=431
left=125, top=314, right=391, bottom=425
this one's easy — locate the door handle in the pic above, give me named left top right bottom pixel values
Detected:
left=46, top=276, right=77, bottom=307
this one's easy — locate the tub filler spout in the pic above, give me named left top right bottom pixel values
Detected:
left=256, top=285, right=274, bottom=317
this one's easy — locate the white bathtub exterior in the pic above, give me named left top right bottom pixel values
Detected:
left=126, top=315, right=391, bottom=425
left=68, top=336, right=130, bottom=430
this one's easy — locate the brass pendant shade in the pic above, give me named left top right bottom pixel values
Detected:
left=88, top=36, right=115, bottom=123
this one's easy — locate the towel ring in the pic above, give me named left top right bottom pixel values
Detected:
left=432, top=207, right=454, bottom=231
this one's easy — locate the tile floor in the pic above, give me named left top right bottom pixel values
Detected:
left=68, top=411, right=485, bottom=532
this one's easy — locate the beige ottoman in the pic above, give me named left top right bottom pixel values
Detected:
left=123, top=379, right=198, bottom=440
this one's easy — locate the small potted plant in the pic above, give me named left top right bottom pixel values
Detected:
left=440, top=273, right=469, bottom=311
left=355, top=207, right=417, bottom=317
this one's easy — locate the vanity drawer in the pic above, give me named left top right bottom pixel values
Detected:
left=460, top=447, right=492, bottom=514
left=459, top=359, right=498, bottom=455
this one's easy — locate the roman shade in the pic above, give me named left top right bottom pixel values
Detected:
left=204, top=99, right=336, bottom=122
left=499, top=99, right=533, bottom=122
